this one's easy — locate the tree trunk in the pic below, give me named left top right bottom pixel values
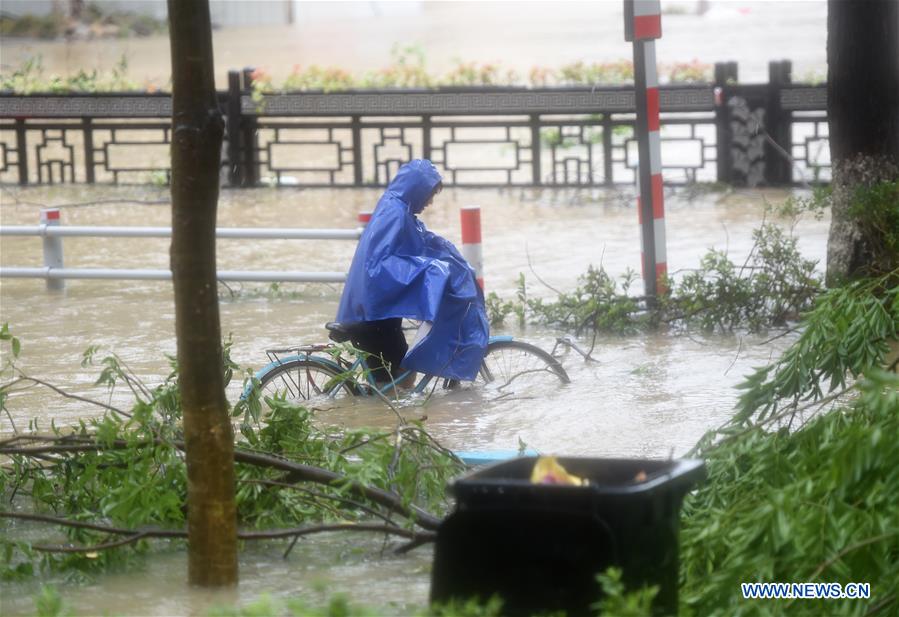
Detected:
left=825, top=0, right=899, bottom=285
left=168, top=0, right=238, bottom=586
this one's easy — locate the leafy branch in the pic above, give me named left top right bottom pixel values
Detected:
left=0, top=331, right=462, bottom=580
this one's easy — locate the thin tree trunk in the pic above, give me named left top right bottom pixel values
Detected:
left=168, top=0, right=237, bottom=586
left=825, top=0, right=899, bottom=285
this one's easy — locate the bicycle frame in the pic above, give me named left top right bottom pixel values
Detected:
left=250, top=335, right=515, bottom=399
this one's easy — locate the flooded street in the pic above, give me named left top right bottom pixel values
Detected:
left=0, top=184, right=829, bottom=455
left=0, top=185, right=830, bottom=616
left=0, top=1, right=836, bottom=613
left=1, top=1, right=827, bottom=87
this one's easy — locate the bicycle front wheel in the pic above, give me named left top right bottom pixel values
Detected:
left=475, top=340, right=570, bottom=393
left=255, top=358, right=357, bottom=404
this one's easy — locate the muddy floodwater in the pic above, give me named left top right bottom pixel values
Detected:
left=0, top=183, right=830, bottom=614
left=0, top=184, right=830, bottom=454
left=1, top=1, right=827, bottom=88
left=0, top=1, right=834, bottom=612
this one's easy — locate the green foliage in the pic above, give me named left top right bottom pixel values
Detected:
left=0, top=55, right=140, bottom=94
left=208, top=593, right=504, bottom=617
left=664, top=60, right=713, bottom=84
left=541, top=126, right=603, bottom=149
left=234, top=397, right=460, bottom=529
left=797, top=69, right=828, bottom=86
left=490, top=268, right=643, bottom=334
left=775, top=180, right=897, bottom=275
left=557, top=60, right=635, bottom=85
left=1, top=52, right=708, bottom=95
left=523, top=266, right=645, bottom=335
left=775, top=186, right=831, bottom=221
left=849, top=180, right=899, bottom=276
left=280, top=66, right=355, bottom=93
left=1, top=339, right=462, bottom=579
left=679, top=266, right=899, bottom=616
left=205, top=569, right=660, bottom=616
left=734, top=271, right=898, bottom=424
left=428, top=596, right=504, bottom=617
left=0, top=12, right=66, bottom=39
left=489, top=221, right=822, bottom=336
left=1, top=322, right=23, bottom=433
left=666, top=223, right=821, bottom=332
left=35, top=585, right=69, bottom=617
left=0, top=322, right=22, bottom=369
left=680, top=370, right=899, bottom=617
left=444, top=60, right=519, bottom=87
left=594, top=567, right=658, bottom=616
left=360, top=43, right=433, bottom=89
left=208, top=593, right=384, bottom=617
left=485, top=274, right=527, bottom=328
left=0, top=4, right=165, bottom=40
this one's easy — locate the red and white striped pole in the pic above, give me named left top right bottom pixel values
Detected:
left=460, top=206, right=484, bottom=290
left=625, top=0, right=667, bottom=297
left=357, top=211, right=372, bottom=226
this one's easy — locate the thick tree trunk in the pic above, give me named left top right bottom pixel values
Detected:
left=168, top=0, right=238, bottom=586
left=825, top=0, right=899, bottom=285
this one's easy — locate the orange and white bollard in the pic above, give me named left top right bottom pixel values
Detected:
left=460, top=206, right=484, bottom=290
left=40, top=208, right=64, bottom=291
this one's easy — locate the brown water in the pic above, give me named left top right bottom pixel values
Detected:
left=0, top=183, right=829, bottom=615
left=0, top=1, right=827, bottom=88
left=0, top=184, right=830, bottom=451
left=0, top=1, right=832, bottom=612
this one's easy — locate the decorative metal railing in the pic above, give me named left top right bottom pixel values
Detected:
left=0, top=61, right=829, bottom=188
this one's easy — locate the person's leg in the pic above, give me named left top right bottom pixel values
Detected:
left=382, top=318, right=410, bottom=379
left=351, top=319, right=408, bottom=384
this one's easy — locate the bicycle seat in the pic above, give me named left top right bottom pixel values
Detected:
left=325, top=321, right=354, bottom=343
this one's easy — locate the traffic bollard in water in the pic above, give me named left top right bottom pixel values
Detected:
left=40, top=208, right=64, bottom=292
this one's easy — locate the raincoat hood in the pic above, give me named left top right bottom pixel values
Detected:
left=386, top=159, right=443, bottom=214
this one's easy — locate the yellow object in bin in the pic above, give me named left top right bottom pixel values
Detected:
left=530, top=456, right=587, bottom=486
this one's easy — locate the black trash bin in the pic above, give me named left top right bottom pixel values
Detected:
left=430, top=456, right=705, bottom=617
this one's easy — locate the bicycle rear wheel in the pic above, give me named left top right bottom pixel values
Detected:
left=475, top=340, right=570, bottom=392
left=255, top=358, right=357, bottom=404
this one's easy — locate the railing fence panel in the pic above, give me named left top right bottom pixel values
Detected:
left=0, top=61, right=828, bottom=189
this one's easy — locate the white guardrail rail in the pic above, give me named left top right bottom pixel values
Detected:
left=0, top=208, right=365, bottom=290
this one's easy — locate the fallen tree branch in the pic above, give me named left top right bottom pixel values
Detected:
left=2, top=375, right=131, bottom=418
left=34, top=533, right=150, bottom=553
left=0, top=436, right=443, bottom=531
left=2, top=510, right=429, bottom=554
left=497, top=367, right=558, bottom=392
left=240, top=448, right=442, bottom=531
left=394, top=533, right=437, bottom=555
left=241, top=478, right=397, bottom=527
left=807, top=531, right=898, bottom=582
left=687, top=385, right=855, bottom=457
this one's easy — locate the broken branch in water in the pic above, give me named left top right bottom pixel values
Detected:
left=0, top=434, right=443, bottom=531
left=0, top=511, right=431, bottom=554
left=2, top=374, right=131, bottom=418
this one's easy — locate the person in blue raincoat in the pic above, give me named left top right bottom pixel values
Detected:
left=335, top=159, right=489, bottom=383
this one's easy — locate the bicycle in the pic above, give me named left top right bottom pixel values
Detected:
left=243, top=321, right=570, bottom=404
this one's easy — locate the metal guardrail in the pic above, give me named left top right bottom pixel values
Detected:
left=0, top=267, right=349, bottom=283
left=0, top=225, right=362, bottom=240
left=0, top=209, right=363, bottom=289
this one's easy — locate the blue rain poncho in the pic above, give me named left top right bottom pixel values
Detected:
left=336, top=160, right=489, bottom=380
